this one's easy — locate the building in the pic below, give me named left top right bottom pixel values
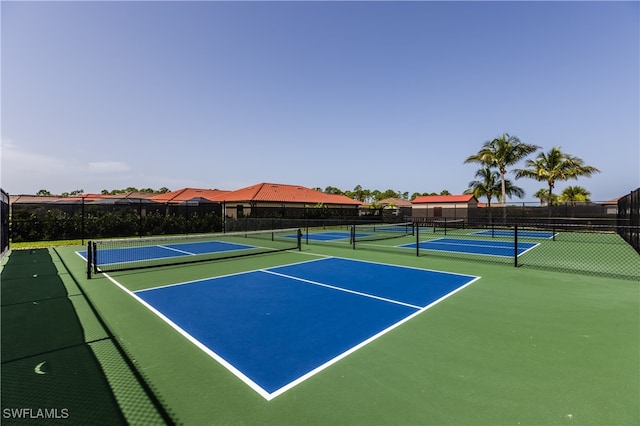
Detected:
left=411, top=194, right=478, bottom=221
left=212, top=182, right=362, bottom=218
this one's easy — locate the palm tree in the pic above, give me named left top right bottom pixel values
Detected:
left=514, top=146, right=600, bottom=215
left=465, top=167, right=525, bottom=220
left=533, top=188, right=549, bottom=206
left=465, top=167, right=500, bottom=215
left=464, top=133, right=540, bottom=220
left=559, top=185, right=591, bottom=206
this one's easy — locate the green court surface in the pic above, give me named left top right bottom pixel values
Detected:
left=2, top=232, right=639, bottom=425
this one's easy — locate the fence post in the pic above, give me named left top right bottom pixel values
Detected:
left=350, top=225, right=356, bottom=249
left=81, top=196, right=85, bottom=245
left=416, top=222, right=420, bottom=257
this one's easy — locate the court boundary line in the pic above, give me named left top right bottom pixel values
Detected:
left=100, top=256, right=481, bottom=401
left=101, top=271, right=274, bottom=400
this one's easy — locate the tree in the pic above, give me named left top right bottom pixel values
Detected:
left=534, top=188, right=549, bottom=206
left=464, top=133, right=539, bottom=219
left=515, top=146, right=600, bottom=215
left=36, top=189, right=51, bottom=196
left=351, top=185, right=366, bottom=202
left=465, top=167, right=524, bottom=220
left=559, top=185, right=591, bottom=205
left=464, top=167, right=500, bottom=206
left=324, top=186, right=343, bottom=195
left=377, top=189, right=400, bottom=200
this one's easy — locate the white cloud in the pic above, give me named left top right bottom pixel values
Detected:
left=1, top=138, right=80, bottom=192
left=0, top=138, right=134, bottom=194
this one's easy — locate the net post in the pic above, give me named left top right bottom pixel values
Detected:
left=444, top=217, right=448, bottom=236
left=415, top=222, right=420, bottom=257
left=514, top=223, right=519, bottom=267
left=86, top=241, right=92, bottom=279
left=92, top=242, right=98, bottom=275
left=350, top=225, right=356, bottom=249
left=297, top=228, right=302, bottom=251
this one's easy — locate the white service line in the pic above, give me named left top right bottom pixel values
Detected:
left=261, top=269, right=423, bottom=310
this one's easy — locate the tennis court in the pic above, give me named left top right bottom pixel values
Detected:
left=400, top=237, right=538, bottom=257
left=472, top=229, right=556, bottom=239
left=302, top=231, right=351, bottom=241
left=120, top=257, right=478, bottom=400
left=78, top=240, right=260, bottom=266
left=6, top=224, right=638, bottom=425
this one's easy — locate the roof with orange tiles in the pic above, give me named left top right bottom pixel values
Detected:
left=149, top=188, right=230, bottom=203
left=412, top=194, right=477, bottom=204
left=377, top=197, right=413, bottom=207
left=216, top=183, right=362, bottom=205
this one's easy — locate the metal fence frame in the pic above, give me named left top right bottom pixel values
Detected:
left=1, top=189, right=9, bottom=256
left=617, top=188, right=640, bottom=254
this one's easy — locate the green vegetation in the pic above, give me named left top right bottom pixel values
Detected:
left=515, top=146, right=600, bottom=215
left=464, top=133, right=540, bottom=219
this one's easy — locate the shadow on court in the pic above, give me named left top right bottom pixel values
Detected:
left=1, top=249, right=126, bottom=425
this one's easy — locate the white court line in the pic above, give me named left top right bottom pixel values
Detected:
left=261, top=269, right=423, bottom=310
left=102, top=271, right=274, bottom=401
left=101, top=256, right=481, bottom=401
left=157, top=244, right=197, bottom=256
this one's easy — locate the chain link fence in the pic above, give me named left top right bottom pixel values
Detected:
left=617, top=188, right=639, bottom=254
left=10, top=198, right=223, bottom=242
left=1, top=189, right=9, bottom=256
left=306, top=218, right=639, bottom=281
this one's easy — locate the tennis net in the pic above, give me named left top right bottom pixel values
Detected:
left=432, top=218, right=465, bottom=234
left=87, top=228, right=301, bottom=277
left=351, top=222, right=414, bottom=245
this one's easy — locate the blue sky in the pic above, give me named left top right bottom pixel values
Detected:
left=1, top=1, right=638, bottom=202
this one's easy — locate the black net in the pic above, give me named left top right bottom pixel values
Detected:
left=352, top=222, right=414, bottom=244
left=89, top=228, right=301, bottom=276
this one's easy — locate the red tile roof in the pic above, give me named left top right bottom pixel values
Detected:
left=149, top=188, right=229, bottom=203
left=216, top=183, right=362, bottom=205
left=412, top=194, right=477, bottom=204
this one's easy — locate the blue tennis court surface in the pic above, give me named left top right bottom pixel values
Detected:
left=400, top=238, right=538, bottom=257
left=77, top=240, right=257, bottom=266
left=472, top=229, right=556, bottom=239
left=131, top=257, right=479, bottom=400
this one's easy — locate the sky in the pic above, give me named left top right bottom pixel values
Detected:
left=1, top=1, right=638, bottom=203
